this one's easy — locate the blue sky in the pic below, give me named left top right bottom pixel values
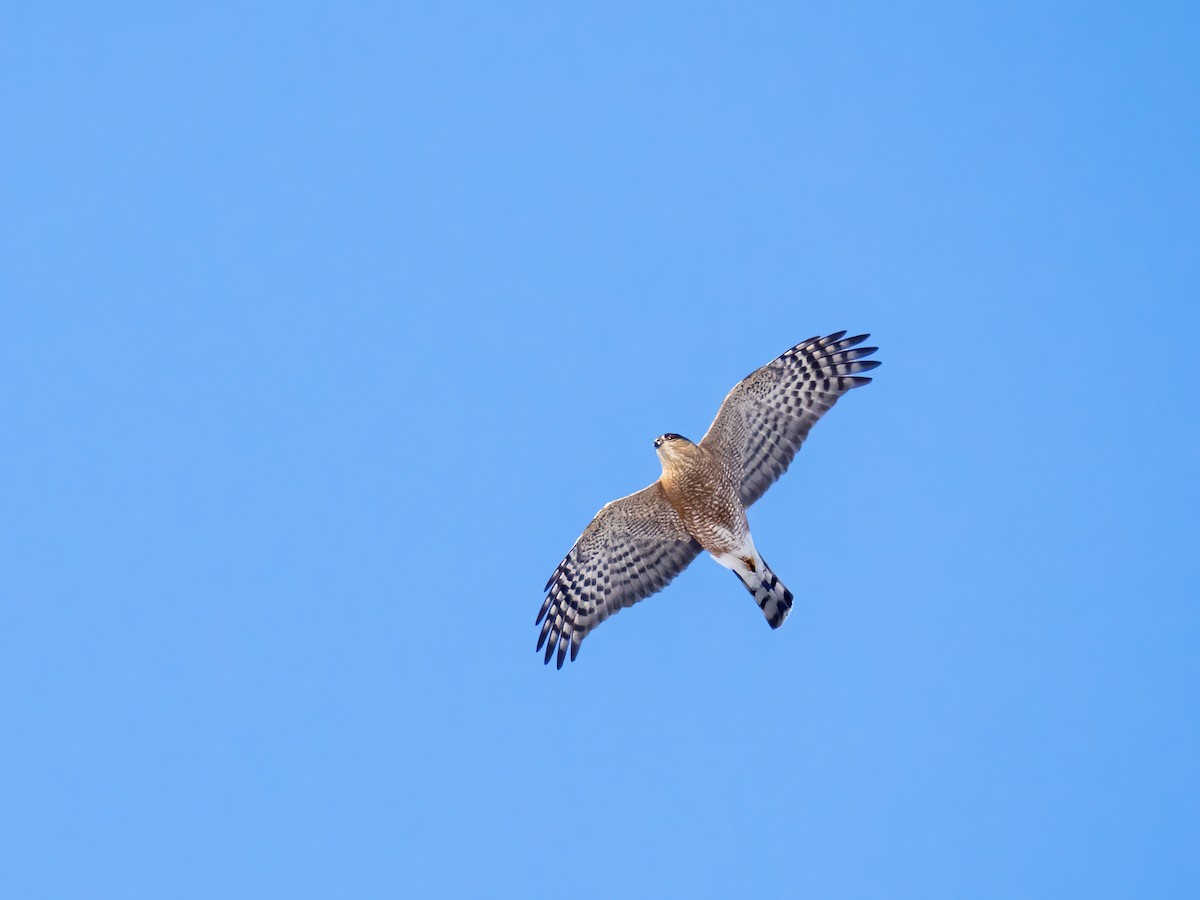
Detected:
left=3, top=2, right=1198, bottom=897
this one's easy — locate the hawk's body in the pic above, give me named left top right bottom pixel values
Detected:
left=537, top=331, right=880, bottom=667
left=659, top=438, right=745, bottom=556
left=657, top=436, right=793, bottom=629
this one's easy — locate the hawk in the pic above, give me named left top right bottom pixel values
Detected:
left=536, top=331, right=880, bottom=667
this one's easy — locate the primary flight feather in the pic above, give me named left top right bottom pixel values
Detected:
left=537, top=331, right=880, bottom=668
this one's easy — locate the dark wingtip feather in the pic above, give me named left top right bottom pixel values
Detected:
left=535, top=593, right=553, bottom=626
left=846, top=375, right=874, bottom=388
left=783, top=336, right=820, bottom=359
left=556, top=638, right=568, bottom=669
left=857, top=359, right=882, bottom=372
left=823, top=330, right=847, bottom=343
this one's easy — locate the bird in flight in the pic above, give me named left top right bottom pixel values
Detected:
left=536, top=331, right=880, bottom=668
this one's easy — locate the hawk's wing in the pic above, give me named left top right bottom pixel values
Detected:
left=700, top=332, right=880, bottom=507
left=537, top=482, right=702, bottom=668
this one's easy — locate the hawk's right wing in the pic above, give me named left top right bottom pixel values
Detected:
left=700, top=332, right=880, bottom=507
left=537, top=482, right=702, bottom=668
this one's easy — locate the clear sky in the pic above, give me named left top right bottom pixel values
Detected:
left=3, top=2, right=1198, bottom=897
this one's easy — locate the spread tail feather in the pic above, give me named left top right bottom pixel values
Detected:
left=734, top=556, right=794, bottom=628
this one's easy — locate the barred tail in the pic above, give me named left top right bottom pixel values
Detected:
left=735, top=557, right=794, bottom=629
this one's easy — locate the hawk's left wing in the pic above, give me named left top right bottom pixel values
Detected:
left=700, top=332, right=880, bottom=507
left=537, top=482, right=702, bottom=668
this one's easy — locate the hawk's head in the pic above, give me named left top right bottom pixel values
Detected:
left=653, top=433, right=692, bottom=451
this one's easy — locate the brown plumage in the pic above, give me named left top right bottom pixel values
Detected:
left=657, top=436, right=747, bottom=556
left=537, top=331, right=880, bottom=668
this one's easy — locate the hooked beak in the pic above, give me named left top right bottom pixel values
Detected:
left=653, top=437, right=663, bottom=449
